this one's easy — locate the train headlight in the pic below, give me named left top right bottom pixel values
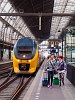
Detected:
left=28, top=60, right=31, bottom=62
left=23, top=55, right=26, bottom=58
left=17, top=59, right=20, bottom=62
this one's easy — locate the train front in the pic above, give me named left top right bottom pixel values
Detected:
left=12, top=38, right=39, bottom=74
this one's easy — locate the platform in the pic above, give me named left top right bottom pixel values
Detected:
left=0, top=60, right=12, bottom=64
left=23, top=59, right=75, bottom=100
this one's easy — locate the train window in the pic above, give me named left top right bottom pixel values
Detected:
left=17, top=38, right=33, bottom=47
left=17, top=47, right=32, bottom=54
left=18, top=50, right=32, bottom=54
left=17, top=46, right=33, bottom=49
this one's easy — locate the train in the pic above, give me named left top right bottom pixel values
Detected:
left=12, top=37, right=40, bottom=74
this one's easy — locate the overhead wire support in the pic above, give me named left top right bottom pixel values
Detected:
left=0, top=13, right=75, bottom=16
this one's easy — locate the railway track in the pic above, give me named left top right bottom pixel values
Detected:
left=0, top=68, right=13, bottom=79
left=0, top=66, right=12, bottom=71
left=0, top=68, right=12, bottom=75
left=0, top=61, right=13, bottom=79
left=0, top=74, right=32, bottom=100
left=0, top=76, right=20, bottom=100
left=0, top=59, right=44, bottom=100
left=10, top=76, right=31, bottom=100
left=0, top=61, right=12, bottom=70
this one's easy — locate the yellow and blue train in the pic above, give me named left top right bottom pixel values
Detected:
left=12, top=37, right=39, bottom=74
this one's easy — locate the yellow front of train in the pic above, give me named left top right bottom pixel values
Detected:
left=12, top=49, right=39, bottom=74
left=12, top=38, right=39, bottom=74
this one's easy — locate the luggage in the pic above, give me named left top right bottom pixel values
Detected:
left=53, top=75, right=59, bottom=85
left=42, top=70, right=48, bottom=86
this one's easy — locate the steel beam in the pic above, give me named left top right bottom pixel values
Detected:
left=0, top=13, right=75, bottom=16
left=0, top=17, right=25, bottom=37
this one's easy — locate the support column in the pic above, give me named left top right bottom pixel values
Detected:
left=0, top=44, right=3, bottom=61
left=71, top=35, right=72, bottom=62
left=62, top=35, right=63, bottom=56
left=64, top=34, right=66, bottom=62
left=8, top=47, right=11, bottom=60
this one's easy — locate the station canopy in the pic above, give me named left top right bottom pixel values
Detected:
left=50, top=0, right=75, bottom=39
left=0, top=0, right=75, bottom=44
left=0, top=0, right=35, bottom=44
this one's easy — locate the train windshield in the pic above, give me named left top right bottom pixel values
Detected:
left=17, top=38, right=33, bottom=47
left=16, top=38, right=37, bottom=54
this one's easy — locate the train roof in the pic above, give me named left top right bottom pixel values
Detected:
left=16, top=38, right=36, bottom=47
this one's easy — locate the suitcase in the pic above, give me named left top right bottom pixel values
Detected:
left=42, top=71, right=48, bottom=86
left=53, top=75, right=59, bottom=85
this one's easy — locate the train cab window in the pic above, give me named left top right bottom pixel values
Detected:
left=17, top=47, right=32, bottom=54
left=17, top=39, right=33, bottom=47
left=14, top=38, right=37, bottom=55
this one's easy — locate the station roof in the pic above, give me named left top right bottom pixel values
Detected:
left=8, top=0, right=54, bottom=42
left=50, top=0, right=75, bottom=39
left=0, top=0, right=75, bottom=44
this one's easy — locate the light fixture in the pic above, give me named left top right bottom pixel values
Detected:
left=28, top=60, right=31, bottom=62
left=17, top=59, right=20, bottom=62
left=39, top=16, right=41, bottom=30
left=23, top=55, right=26, bottom=58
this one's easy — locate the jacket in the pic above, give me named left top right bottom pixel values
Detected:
left=58, top=60, right=64, bottom=70
left=46, top=59, right=56, bottom=71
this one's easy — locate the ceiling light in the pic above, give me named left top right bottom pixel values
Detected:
left=39, top=16, right=41, bottom=30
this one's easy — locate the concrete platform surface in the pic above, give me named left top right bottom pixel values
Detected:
left=23, top=59, right=75, bottom=100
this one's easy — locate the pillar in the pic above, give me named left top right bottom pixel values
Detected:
left=64, top=34, right=66, bottom=62
left=62, top=35, right=63, bottom=56
left=8, top=48, right=11, bottom=60
left=0, top=44, right=3, bottom=60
